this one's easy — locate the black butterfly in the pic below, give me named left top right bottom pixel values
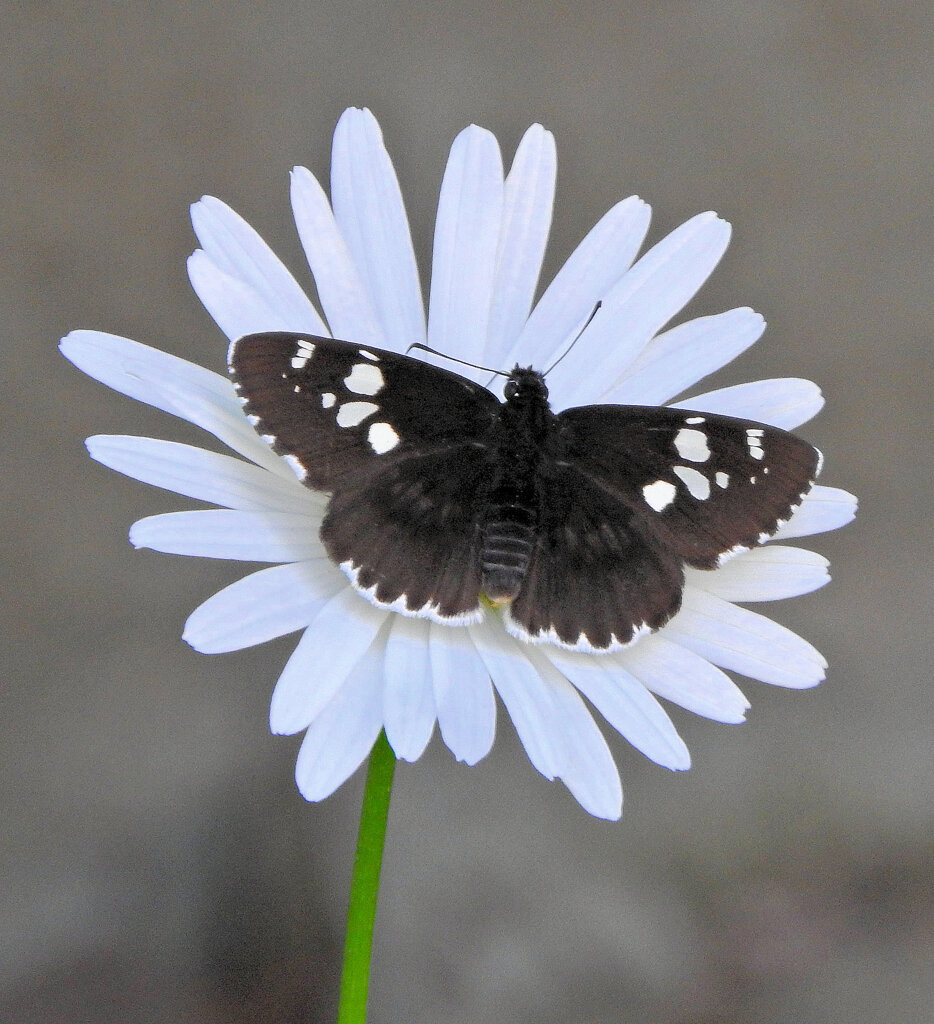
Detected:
left=229, top=332, right=821, bottom=653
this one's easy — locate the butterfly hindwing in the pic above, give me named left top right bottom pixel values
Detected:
left=506, top=465, right=685, bottom=651
left=229, top=332, right=500, bottom=490
left=320, top=445, right=490, bottom=623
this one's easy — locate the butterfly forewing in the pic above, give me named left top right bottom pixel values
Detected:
left=557, top=405, right=821, bottom=568
left=229, top=332, right=500, bottom=490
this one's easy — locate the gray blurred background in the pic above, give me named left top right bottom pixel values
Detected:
left=4, top=2, right=932, bottom=1022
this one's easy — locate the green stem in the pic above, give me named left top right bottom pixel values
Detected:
left=336, top=730, right=396, bottom=1024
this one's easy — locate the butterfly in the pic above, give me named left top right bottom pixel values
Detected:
left=229, top=332, right=822, bottom=653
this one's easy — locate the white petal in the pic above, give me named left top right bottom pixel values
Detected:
left=290, top=166, right=386, bottom=346
left=546, top=648, right=692, bottom=768
left=189, top=197, right=326, bottom=337
left=61, top=329, right=228, bottom=408
left=664, top=589, right=826, bottom=688
left=773, top=485, right=858, bottom=539
left=427, top=125, right=504, bottom=373
left=330, top=107, right=425, bottom=352
left=428, top=622, right=496, bottom=765
left=609, top=307, right=765, bottom=405
left=468, top=617, right=563, bottom=779
left=382, top=616, right=436, bottom=762
left=672, top=378, right=825, bottom=430
left=550, top=212, right=732, bottom=407
left=269, top=587, right=388, bottom=734
left=612, top=635, right=749, bottom=724
left=187, top=249, right=325, bottom=343
left=294, top=639, right=386, bottom=801
left=484, top=124, right=556, bottom=365
left=149, top=374, right=295, bottom=478
left=184, top=560, right=343, bottom=653
left=522, top=646, right=623, bottom=819
left=87, top=435, right=313, bottom=513
left=506, top=195, right=651, bottom=376
left=469, top=619, right=622, bottom=817
left=688, top=545, right=830, bottom=602
left=129, top=509, right=321, bottom=561
left=61, top=329, right=291, bottom=477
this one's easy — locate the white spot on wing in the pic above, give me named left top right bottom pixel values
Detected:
left=290, top=338, right=316, bottom=370
left=642, top=479, right=677, bottom=512
left=367, top=421, right=400, bottom=454
left=746, top=427, right=765, bottom=460
left=674, top=464, right=711, bottom=500
left=674, top=427, right=711, bottom=463
left=358, top=349, right=379, bottom=361
left=685, top=415, right=705, bottom=425
left=344, top=362, right=385, bottom=396
left=321, top=392, right=336, bottom=409
left=336, top=401, right=379, bottom=427
left=715, top=471, right=729, bottom=488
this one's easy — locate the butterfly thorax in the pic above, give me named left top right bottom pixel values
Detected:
left=480, top=367, right=555, bottom=604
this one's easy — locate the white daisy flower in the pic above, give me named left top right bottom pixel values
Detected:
left=60, top=107, right=855, bottom=819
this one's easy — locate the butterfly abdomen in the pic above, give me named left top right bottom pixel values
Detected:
left=480, top=502, right=537, bottom=602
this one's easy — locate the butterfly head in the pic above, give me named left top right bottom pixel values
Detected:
left=504, top=366, right=549, bottom=406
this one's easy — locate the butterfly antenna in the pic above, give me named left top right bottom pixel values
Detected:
left=544, top=301, right=603, bottom=376
left=405, top=342, right=509, bottom=378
